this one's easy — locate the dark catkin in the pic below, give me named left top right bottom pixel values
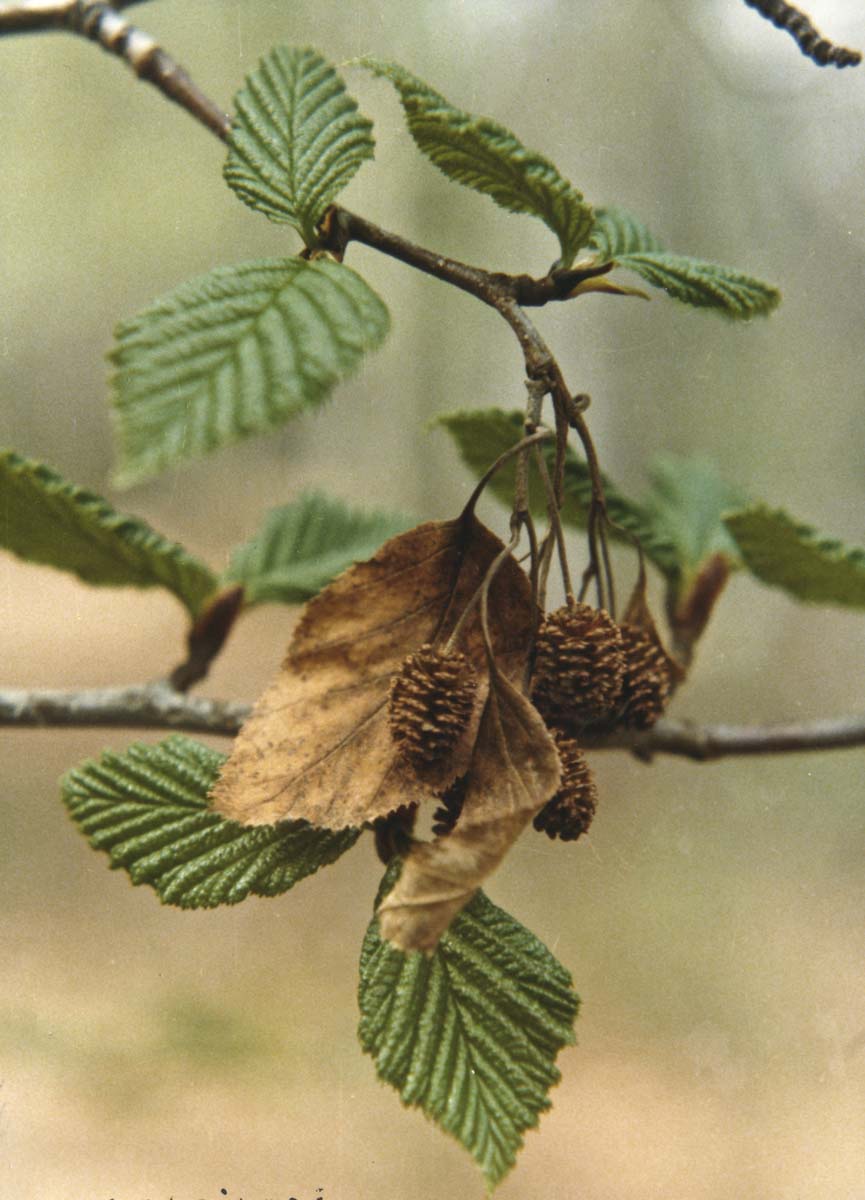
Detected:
left=743, top=0, right=861, bottom=68
left=533, top=730, right=598, bottom=842
left=388, top=645, right=477, bottom=766
left=616, top=623, right=674, bottom=730
left=532, top=603, right=626, bottom=729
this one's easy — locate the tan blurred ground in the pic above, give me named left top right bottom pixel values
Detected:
left=2, top=2, right=865, bottom=1197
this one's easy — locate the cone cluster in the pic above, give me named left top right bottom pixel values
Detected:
left=533, top=730, right=598, bottom=842
left=388, top=644, right=477, bottom=766
left=532, top=602, right=674, bottom=734
left=529, top=601, right=677, bottom=847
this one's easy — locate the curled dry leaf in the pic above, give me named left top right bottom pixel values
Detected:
left=378, top=671, right=561, bottom=953
left=211, top=511, right=534, bottom=830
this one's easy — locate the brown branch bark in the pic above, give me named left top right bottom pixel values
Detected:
left=2, top=684, right=864, bottom=762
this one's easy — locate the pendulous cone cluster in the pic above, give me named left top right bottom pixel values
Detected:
left=528, top=599, right=676, bottom=839
left=213, top=509, right=678, bottom=951
left=387, top=596, right=677, bottom=847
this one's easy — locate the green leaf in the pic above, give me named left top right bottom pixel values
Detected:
left=642, top=454, right=747, bottom=587
left=361, top=58, right=593, bottom=267
left=111, top=256, right=390, bottom=485
left=724, top=506, right=865, bottom=608
left=611, top=252, right=779, bottom=319
left=358, top=865, right=579, bottom=1189
left=224, top=46, right=375, bottom=243
left=589, top=205, right=664, bottom=258
left=434, top=408, right=679, bottom=577
left=587, top=207, right=780, bottom=318
left=0, top=450, right=217, bottom=616
left=62, top=736, right=360, bottom=908
left=225, top=490, right=414, bottom=605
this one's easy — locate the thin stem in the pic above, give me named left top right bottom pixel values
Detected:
left=463, top=428, right=554, bottom=516
left=478, top=530, right=523, bottom=668
left=532, top=443, right=574, bottom=600
left=598, top=517, right=617, bottom=619
left=536, top=529, right=556, bottom=613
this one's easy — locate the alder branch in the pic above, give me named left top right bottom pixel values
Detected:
left=2, top=684, right=864, bottom=762
left=582, top=715, right=865, bottom=761
left=0, top=0, right=150, bottom=32
left=0, top=683, right=250, bottom=736
left=0, top=1, right=230, bottom=137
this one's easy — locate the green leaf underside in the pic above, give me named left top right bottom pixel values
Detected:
left=724, top=506, right=865, bottom=608
left=589, top=205, right=664, bottom=259
left=111, top=257, right=390, bottom=485
left=361, top=58, right=593, bottom=267
left=225, top=46, right=374, bottom=239
left=62, top=736, right=360, bottom=908
left=642, top=455, right=747, bottom=585
left=0, top=450, right=216, bottom=615
left=225, top=490, right=414, bottom=605
left=588, top=206, right=779, bottom=318
left=359, top=866, right=578, bottom=1189
left=435, top=409, right=680, bottom=578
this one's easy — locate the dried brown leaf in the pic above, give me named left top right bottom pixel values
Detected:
left=211, top=512, right=534, bottom=830
left=378, top=672, right=561, bottom=952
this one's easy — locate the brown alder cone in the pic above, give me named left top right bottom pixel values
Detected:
left=532, top=602, right=626, bottom=728
left=389, top=646, right=478, bottom=766
left=533, top=730, right=598, bottom=841
left=616, top=623, right=674, bottom=730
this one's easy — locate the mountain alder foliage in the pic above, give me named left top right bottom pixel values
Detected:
left=3, top=4, right=863, bottom=1187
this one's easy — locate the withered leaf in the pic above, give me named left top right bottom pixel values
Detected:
left=377, top=671, right=561, bottom=953
left=212, top=512, right=535, bottom=830
left=622, top=577, right=685, bottom=683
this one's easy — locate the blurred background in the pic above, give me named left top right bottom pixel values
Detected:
left=2, top=1, right=864, bottom=1196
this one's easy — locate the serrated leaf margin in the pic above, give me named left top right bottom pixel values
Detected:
left=0, top=449, right=217, bottom=615
left=110, top=256, right=390, bottom=485
left=359, top=866, right=579, bottom=1188
left=225, top=45, right=375, bottom=242
left=62, top=735, right=361, bottom=908
left=724, top=505, right=865, bottom=608
left=360, top=57, right=593, bottom=267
